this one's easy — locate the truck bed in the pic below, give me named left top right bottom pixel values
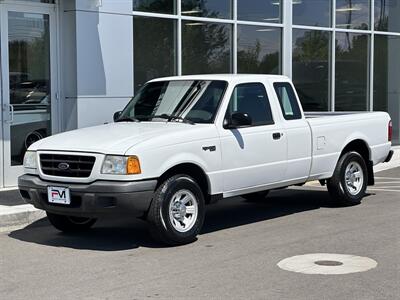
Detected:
left=303, top=111, right=391, bottom=181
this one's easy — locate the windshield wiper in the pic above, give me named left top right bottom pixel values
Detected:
left=115, top=116, right=140, bottom=123
left=152, top=114, right=195, bottom=125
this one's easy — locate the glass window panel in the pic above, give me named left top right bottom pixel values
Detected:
left=182, top=0, right=231, bottom=19
left=226, top=83, right=274, bottom=126
left=273, top=82, right=302, bottom=120
left=292, top=29, right=331, bottom=111
left=293, top=0, right=331, bottom=27
left=237, top=25, right=281, bottom=75
left=133, top=0, right=175, bottom=14
left=182, top=21, right=232, bottom=75
left=8, top=12, right=51, bottom=166
left=237, top=0, right=281, bottom=23
left=375, top=0, right=400, bottom=32
left=335, top=32, right=369, bottom=111
left=336, top=0, right=370, bottom=30
left=133, top=17, right=176, bottom=91
left=120, top=80, right=228, bottom=123
left=374, top=35, right=400, bottom=144
left=13, top=0, right=55, bottom=2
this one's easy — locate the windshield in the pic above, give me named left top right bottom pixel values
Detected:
left=118, top=80, right=228, bottom=124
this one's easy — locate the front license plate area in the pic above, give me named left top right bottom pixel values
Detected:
left=47, top=186, right=71, bottom=205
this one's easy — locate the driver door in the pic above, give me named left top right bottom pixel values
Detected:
left=218, top=82, right=287, bottom=196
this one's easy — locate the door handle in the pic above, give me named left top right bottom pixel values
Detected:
left=9, top=104, right=14, bottom=124
left=2, top=104, right=15, bottom=124
left=272, top=132, right=282, bottom=140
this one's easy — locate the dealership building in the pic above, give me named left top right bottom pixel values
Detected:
left=0, top=0, right=399, bottom=187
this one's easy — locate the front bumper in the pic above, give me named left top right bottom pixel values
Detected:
left=18, top=175, right=157, bottom=218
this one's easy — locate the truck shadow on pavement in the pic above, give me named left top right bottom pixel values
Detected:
left=8, top=188, right=366, bottom=251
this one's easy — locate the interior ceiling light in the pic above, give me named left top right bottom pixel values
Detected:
left=182, top=5, right=202, bottom=14
left=336, top=4, right=362, bottom=12
left=256, top=28, right=275, bottom=32
left=272, top=0, right=302, bottom=4
left=182, top=9, right=203, bottom=14
left=186, top=22, right=205, bottom=26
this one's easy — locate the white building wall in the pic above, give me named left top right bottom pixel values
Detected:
left=60, top=0, right=133, bottom=131
left=60, top=4, right=77, bottom=131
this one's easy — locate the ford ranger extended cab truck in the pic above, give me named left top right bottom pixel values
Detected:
left=18, top=75, right=393, bottom=245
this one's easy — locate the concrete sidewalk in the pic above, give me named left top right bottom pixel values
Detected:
left=0, top=146, right=399, bottom=231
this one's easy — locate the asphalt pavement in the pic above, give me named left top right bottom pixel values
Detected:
left=0, top=168, right=399, bottom=299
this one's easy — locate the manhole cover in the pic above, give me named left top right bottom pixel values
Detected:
left=314, top=260, right=343, bottom=266
left=277, top=253, right=377, bottom=275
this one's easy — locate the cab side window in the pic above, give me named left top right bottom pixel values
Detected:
left=225, top=83, right=274, bottom=126
left=273, top=82, right=302, bottom=120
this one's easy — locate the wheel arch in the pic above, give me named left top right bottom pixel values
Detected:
left=339, top=139, right=374, bottom=185
left=157, top=163, right=214, bottom=204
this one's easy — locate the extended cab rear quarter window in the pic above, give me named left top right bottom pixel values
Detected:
left=273, top=82, right=302, bottom=120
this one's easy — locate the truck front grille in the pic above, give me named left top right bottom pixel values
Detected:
left=39, top=154, right=96, bottom=178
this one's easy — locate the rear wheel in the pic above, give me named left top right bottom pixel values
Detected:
left=147, top=175, right=205, bottom=245
left=327, top=151, right=367, bottom=206
left=242, top=190, right=270, bottom=202
left=47, top=212, right=97, bottom=232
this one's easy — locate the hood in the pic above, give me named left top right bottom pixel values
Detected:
left=30, top=122, right=199, bottom=155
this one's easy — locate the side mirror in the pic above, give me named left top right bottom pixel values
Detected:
left=113, top=111, right=122, bottom=122
left=224, top=112, right=252, bottom=129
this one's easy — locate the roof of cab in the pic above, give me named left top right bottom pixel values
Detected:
left=149, top=74, right=290, bottom=83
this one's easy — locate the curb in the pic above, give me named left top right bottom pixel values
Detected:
left=0, top=204, right=45, bottom=232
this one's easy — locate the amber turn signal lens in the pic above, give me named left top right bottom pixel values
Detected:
left=126, top=156, right=141, bottom=174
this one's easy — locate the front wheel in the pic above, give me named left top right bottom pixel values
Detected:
left=47, top=212, right=97, bottom=232
left=147, top=175, right=205, bottom=246
left=327, top=151, right=368, bottom=206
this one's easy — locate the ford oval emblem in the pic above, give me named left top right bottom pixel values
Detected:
left=58, top=162, right=70, bottom=170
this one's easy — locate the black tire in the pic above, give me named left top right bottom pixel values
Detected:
left=242, top=190, right=270, bottom=202
left=327, top=151, right=368, bottom=206
left=147, top=175, right=205, bottom=246
left=47, top=212, right=97, bottom=232
left=25, top=129, right=46, bottom=150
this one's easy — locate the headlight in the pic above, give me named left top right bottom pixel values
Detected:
left=23, top=151, right=37, bottom=169
left=101, top=155, right=141, bottom=175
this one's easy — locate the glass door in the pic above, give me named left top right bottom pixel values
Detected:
left=1, top=4, right=58, bottom=187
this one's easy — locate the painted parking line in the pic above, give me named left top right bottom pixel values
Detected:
left=305, top=183, right=400, bottom=189
left=300, top=176, right=400, bottom=193
left=302, top=183, right=400, bottom=193
left=304, top=181, right=322, bottom=186
left=370, top=185, right=400, bottom=189
left=367, top=188, right=400, bottom=193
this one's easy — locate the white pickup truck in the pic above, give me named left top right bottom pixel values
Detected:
left=19, top=75, right=393, bottom=245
